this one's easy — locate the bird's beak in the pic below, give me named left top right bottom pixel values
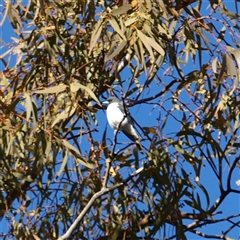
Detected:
left=102, top=100, right=109, bottom=105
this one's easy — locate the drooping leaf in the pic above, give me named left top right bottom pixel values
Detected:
left=70, top=82, right=101, bottom=105
left=89, top=18, right=104, bottom=54
left=51, top=104, right=77, bottom=127
left=105, top=40, right=127, bottom=62
left=109, top=18, right=126, bottom=41
left=56, top=150, right=68, bottom=177
left=35, top=84, right=67, bottom=94
left=111, top=4, right=132, bottom=16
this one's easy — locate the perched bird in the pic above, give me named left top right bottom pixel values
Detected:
left=103, top=97, right=142, bottom=143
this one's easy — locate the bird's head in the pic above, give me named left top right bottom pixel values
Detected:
left=102, top=97, right=120, bottom=105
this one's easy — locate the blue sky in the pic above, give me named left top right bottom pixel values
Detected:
left=98, top=1, right=240, bottom=238
left=0, top=1, right=240, bottom=239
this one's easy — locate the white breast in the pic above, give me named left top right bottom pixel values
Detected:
left=106, top=102, right=129, bottom=130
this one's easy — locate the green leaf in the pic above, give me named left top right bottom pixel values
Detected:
left=70, top=82, right=101, bottom=106
left=112, top=224, right=122, bottom=240
left=212, top=57, right=218, bottom=74
left=61, top=139, right=93, bottom=169
left=51, top=104, right=76, bottom=127
left=125, top=17, right=138, bottom=26
left=105, top=40, right=126, bottom=62
left=89, top=18, right=103, bottom=54
left=109, top=18, right=126, bottom=41
left=147, top=53, right=164, bottom=82
left=226, top=54, right=237, bottom=78
left=24, top=93, right=37, bottom=130
left=137, top=38, right=146, bottom=73
left=168, top=19, right=177, bottom=35
left=137, top=30, right=154, bottom=63
left=111, top=4, right=131, bottom=16
left=0, top=0, right=11, bottom=26
left=56, top=150, right=68, bottom=177
left=35, top=84, right=67, bottom=94
left=146, top=35, right=165, bottom=56
left=196, top=182, right=210, bottom=210
left=227, top=46, right=240, bottom=87
left=218, top=53, right=226, bottom=84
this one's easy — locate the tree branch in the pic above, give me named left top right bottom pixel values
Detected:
left=58, top=164, right=147, bottom=240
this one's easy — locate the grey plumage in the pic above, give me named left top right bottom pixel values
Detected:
left=103, top=97, right=142, bottom=142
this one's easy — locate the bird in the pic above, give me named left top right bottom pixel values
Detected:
left=103, top=97, right=142, bottom=143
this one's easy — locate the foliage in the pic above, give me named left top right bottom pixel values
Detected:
left=0, top=0, right=240, bottom=239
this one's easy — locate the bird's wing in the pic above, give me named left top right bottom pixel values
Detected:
left=117, top=101, right=142, bottom=141
left=118, top=101, right=126, bottom=114
left=122, top=130, right=137, bottom=142
left=122, top=121, right=143, bottom=149
left=122, top=115, right=142, bottom=141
